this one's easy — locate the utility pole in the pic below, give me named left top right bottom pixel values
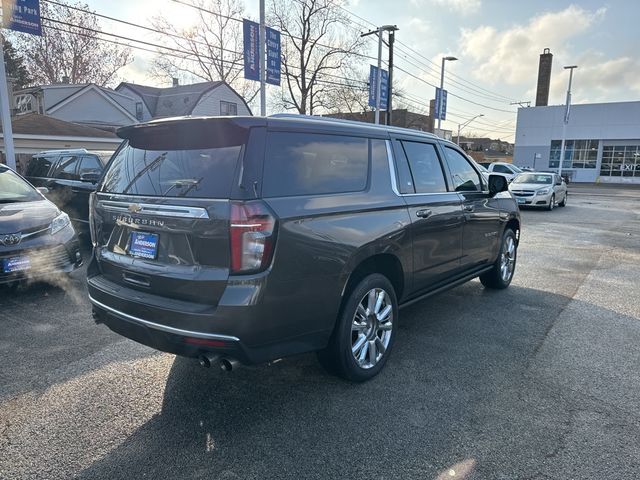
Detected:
left=361, top=25, right=397, bottom=125
left=558, top=65, right=577, bottom=179
left=387, top=29, right=395, bottom=126
left=259, top=0, right=266, bottom=116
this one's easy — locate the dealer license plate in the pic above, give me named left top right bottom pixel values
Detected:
left=3, top=256, right=30, bottom=273
left=128, top=232, right=159, bottom=259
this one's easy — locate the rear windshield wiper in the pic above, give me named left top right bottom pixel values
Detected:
left=162, top=178, right=202, bottom=197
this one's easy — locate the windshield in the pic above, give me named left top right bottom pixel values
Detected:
left=0, top=168, right=42, bottom=203
left=511, top=164, right=523, bottom=173
left=513, top=173, right=553, bottom=184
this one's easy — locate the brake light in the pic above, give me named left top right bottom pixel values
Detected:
left=89, top=192, right=97, bottom=247
left=230, top=201, right=277, bottom=274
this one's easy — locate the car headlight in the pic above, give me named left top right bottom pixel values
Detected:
left=51, top=212, right=71, bottom=235
left=537, top=188, right=550, bottom=195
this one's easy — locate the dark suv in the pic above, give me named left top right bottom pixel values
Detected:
left=24, top=149, right=110, bottom=230
left=88, top=115, right=520, bottom=381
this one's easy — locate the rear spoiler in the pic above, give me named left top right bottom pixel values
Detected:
left=117, top=116, right=265, bottom=150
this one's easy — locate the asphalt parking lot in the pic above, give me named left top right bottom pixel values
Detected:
left=1, top=187, right=639, bottom=480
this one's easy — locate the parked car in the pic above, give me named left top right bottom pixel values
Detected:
left=509, top=172, right=568, bottom=210
left=24, top=149, right=111, bottom=232
left=482, top=161, right=523, bottom=182
left=88, top=115, right=521, bottom=382
left=475, top=162, right=512, bottom=185
left=0, top=164, right=82, bottom=285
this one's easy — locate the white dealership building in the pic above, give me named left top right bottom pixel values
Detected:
left=513, top=101, right=640, bottom=184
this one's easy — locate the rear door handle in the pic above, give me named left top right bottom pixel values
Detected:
left=416, top=209, right=432, bottom=218
left=463, top=205, right=475, bottom=212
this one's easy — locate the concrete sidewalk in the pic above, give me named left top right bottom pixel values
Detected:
left=568, top=183, right=640, bottom=198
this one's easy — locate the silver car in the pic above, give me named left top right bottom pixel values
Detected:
left=509, top=172, right=568, bottom=210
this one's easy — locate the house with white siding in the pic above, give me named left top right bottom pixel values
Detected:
left=115, top=80, right=252, bottom=120
left=13, top=83, right=139, bottom=130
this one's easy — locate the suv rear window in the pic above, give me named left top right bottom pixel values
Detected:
left=263, top=132, right=369, bottom=197
left=100, top=142, right=242, bottom=198
left=25, top=156, right=55, bottom=177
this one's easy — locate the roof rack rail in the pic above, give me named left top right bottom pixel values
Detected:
left=35, top=148, right=89, bottom=155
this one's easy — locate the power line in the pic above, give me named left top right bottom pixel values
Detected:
left=41, top=20, right=366, bottom=93
left=325, top=0, right=520, bottom=103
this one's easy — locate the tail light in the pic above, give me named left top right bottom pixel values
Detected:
left=89, top=192, right=97, bottom=247
left=230, top=201, right=277, bottom=274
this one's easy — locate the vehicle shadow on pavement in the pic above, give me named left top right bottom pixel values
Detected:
left=74, top=282, right=640, bottom=480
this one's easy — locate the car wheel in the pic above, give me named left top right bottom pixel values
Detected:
left=547, top=194, right=555, bottom=211
left=317, top=273, right=397, bottom=382
left=480, top=228, right=517, bottom=290
left=559, top=192, right=567, bottom=207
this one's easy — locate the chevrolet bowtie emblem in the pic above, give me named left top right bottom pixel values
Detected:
left=128, top=204, right=142, bottom=213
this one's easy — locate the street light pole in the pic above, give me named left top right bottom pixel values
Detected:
left=375, top=27, right=383, bottom=125
left=259, top=0, right=266, bottom=116
left=558, top=65, right=577, bottom=179
left=437, top=56, right=457, bottom=131
left=457, top=114, right=484, bottom=145
left=361, top=25, right=398, bottom=125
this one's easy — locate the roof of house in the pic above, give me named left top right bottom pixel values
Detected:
left=116, top=81, right=225, bottom=117
left=1, top=113, right=118, bottom=138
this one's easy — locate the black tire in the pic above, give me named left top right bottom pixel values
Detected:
left=317, top=273, right=398, bottom=382
left=547, top=194, right=555, bottom=211
left=559, top=192, right=567, bottom=207
left=479, top=228, right=517, bottom=290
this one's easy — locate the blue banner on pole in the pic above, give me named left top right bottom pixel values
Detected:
left=243, top=19, right=260, bottom=82
left=435, top=87, right=448, bottom=120
left=265, top=27, right=281, bottom=86
left=368, top=65, right=389, bottom=110
left=2, top=0, right=41, bottom=36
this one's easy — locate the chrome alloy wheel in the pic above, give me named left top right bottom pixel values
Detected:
left=500, top=236, right=516, bottom=282
left=351, top=288, right=393, bottom=369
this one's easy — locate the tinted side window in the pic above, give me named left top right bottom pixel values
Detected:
left=444, top=147, right=482, bottom=192
left=25, top=156, right=54, bottom=177
left=53, top=156, right=80, bottom=180
left=263, top=132, right=369, bottom=197
left=401, top=141, right=447, bottom=194
left=79, top=155, right=102, bottom=176
left=493, top=164, right=511, bottom=174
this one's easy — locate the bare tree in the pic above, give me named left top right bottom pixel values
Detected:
left=11, top=0, right=132, bottom=86
left=324, top=70, right=370, bottom=114
left=269, top=0, right=363, bottom=115
left=151, top=0, right=258, bottom=103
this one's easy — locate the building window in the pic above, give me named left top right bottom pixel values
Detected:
left=549, top=139, right=598, bottom=169
left=220, top=100, right=238, bottom=116
left=135, top=102, right=143, bottom=121
left=600, top=145, right=640, bottom=177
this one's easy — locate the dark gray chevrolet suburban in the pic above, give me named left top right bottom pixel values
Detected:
left=87, top=115, right=520, bottom=381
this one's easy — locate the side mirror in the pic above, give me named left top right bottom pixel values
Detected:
left=488, top=174, right=509, bottom=196
left=80, top=172, right=100, bottom=183
left=36, top=186, right=49, bottom=195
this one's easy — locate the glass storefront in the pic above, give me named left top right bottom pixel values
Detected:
left=600, top=145, right=640, bottom=177
left=549, top=140, right=598, bottom=169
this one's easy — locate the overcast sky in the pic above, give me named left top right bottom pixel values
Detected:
left=88, top=0, right=639, bottom=140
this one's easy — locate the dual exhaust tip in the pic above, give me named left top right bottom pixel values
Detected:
left=198, top=353, right=240, bottom=372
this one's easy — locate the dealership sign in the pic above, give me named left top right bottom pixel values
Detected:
left=243, top=19, right=260, bottom=81
left=2, top=0, right=41, bottom=36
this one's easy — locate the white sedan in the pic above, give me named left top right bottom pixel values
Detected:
left=509, top=172, right=568, bottom=211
